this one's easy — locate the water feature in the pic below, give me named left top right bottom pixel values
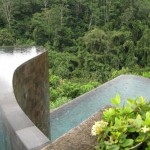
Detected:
left=0, top=47, right=39, bottom=149
left=50, top=75, right=150, bottom=141
left=0, top=46, right=41, bottom=84
left=0, top=46, right=49, bottom=150
left=0, top=47, right=150, bottom=149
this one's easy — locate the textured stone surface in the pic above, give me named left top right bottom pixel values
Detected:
left=42, top=109, right=107, bottom=150
left=17, top=126, right=49, bottom=150
left=1, top=101, right=34, bottom=131
left=13, top=51, right=50, bottom=137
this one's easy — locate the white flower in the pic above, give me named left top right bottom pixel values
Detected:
left=91, top=120, right=108, bottom=136
left=141, top=126, right=150, bottom=133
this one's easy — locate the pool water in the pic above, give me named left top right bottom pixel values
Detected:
left=50, top=75, right=150, bottom=141
left=0, top=47, right=41, bottom=84
left=0, top=47, right=42, bottom=150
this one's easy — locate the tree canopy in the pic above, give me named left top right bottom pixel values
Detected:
left=0, top=0, right=150, bottom=106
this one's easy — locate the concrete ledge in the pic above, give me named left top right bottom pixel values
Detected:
left=0, top=47, right=50, bottom=150
left=43, top=107, right=110, bottom=150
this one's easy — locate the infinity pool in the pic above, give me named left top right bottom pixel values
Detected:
left=0, top=47, right=150, bottom=150
left=0, top=47, right=48, bottom=150
left=0, top=47, right=41, bottom=84
left=50, top=75, right=150, bottom=141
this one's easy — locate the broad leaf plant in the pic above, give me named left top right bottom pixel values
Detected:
left=92, top=94, right=150, bottom=150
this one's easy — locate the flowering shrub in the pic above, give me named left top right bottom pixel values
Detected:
left=92, top=94, right=150, bottom=150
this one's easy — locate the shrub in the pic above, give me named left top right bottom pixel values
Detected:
left=142, top=72, right=150, bottom=78
left=92, top=94, right=150, bottom=150
left=0, top=28, right=15, bottom=46
left=49, top=74, right=99, bottom=109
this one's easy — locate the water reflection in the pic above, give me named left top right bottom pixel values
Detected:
left=0, top=46, right=44, bottom=150
left=0, top=46, right=42, bottom=85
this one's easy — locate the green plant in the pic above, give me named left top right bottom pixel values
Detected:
left=49, top=74, right=99, bottom=109
left=110, top=67, right=130, bottom=80
left=92, top=94, right=150, bottom=150
left=50, top=97, right=70, bottom=111
left=142, top=72, right=150, bottom=79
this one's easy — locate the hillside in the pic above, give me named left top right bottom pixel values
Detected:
left=0, top=0, right=150, bottom=108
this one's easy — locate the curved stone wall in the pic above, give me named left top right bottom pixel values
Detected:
left=0, top=47, right=50, bottom=150
left=13, top=51, right=50, bottom=137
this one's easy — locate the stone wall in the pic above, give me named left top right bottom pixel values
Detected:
left=42, top=108, right=108, bottom=150
left=13, top=51, right=50, bottom=137
left=0, top=48, right=50, bottom=150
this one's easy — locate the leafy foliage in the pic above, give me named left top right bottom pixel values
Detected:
left=0, top=1, right=149, bottom=73
left=109, top=67, right=150, bottom=80
left=0, top=29, right=15, bottom=45
left=49, top=75, right=99, bottom=109
left=92, top=95, right=150, bottom=150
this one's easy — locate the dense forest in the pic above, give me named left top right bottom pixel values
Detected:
left=0, top=0, right=150, bottom=108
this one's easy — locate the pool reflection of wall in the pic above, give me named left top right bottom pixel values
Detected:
left=13, top=51, right=50, bottom=137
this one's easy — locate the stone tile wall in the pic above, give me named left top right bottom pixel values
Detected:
left=13, top=51, right=50, bottom=137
